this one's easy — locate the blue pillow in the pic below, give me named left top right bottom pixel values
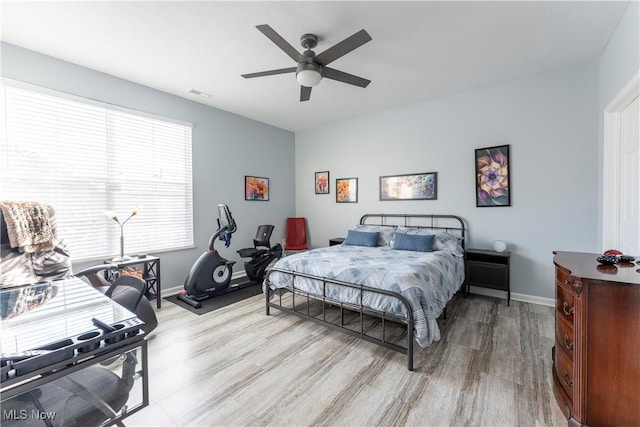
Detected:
left=393, top=232, right=434, bottom=252
left=344, top=230, right=379, bottom=247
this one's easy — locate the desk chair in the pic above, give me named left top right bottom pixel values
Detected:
left=75, top=265, right=158, bottom=334
left=2, top=351, right=139, bottom=427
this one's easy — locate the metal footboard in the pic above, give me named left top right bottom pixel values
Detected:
left=265, top=267, right=416, bottom=371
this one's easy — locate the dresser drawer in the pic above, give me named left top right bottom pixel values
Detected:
left=555, top=267, right=572, bottom=288
left=555, top=315, right=575, bottom=359
left=556, top=284, right=575, bottom=325
left=555, top=341, right=575, bottom=400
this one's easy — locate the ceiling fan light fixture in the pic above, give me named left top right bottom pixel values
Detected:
left=296, top=69, right=322, bottom=87
left=296, top=62, right=322, bottom=87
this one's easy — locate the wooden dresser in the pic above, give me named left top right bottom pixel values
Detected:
left=552, top=251, right=640, bottom=427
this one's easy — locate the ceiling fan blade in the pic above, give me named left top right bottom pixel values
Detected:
left=315, top=29, right=372, bottom=66
left=300, top=86, right=312, bottom=102
left=323, top=67, right=371, bottom=88
left=256, top=24, right=303, bottom=63
left=242, top=67, right=297, bottom=79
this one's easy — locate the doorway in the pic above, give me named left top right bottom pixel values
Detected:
left=602, top=72, right=640, bottom=254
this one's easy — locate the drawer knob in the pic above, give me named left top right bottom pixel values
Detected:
left=563, top=334, right=574, bottom=350
left=562, top=301, right=574, bottom=316
left=562, top=369, right=574, bottom=387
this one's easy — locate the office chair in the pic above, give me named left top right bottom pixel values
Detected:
left=2, top=350, right=140, bottom=427
left=75, top=265, right=158, bottom=334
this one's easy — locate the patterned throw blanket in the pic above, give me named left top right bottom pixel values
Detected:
left=0, top=201, right=54, bottom=253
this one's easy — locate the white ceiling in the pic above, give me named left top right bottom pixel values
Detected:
left=0, top=1, right=629, bottom=132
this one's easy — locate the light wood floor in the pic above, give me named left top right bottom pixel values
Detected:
left=125, top=292, right=566, bottom=427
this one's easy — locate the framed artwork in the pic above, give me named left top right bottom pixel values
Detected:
left=245, top=176, right=269, bottom=201
left=315, top=171, right=330, bottom=194
left=336, top=178, right=358, bottom=203
left=475, top=144, right=510, bottom=207
left=379, top=172, right=437, bottom=201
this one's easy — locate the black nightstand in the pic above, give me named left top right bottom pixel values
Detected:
left=465, top=249, right=511, bottom=305
left=329, top=237, right=345, bottom=246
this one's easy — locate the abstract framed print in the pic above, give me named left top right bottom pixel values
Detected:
left=379, top=172, right=437, bottom=201
left=475, top=145, right=510, bottom=207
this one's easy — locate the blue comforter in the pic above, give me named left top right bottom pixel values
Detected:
left=265, top=245, right=465, bottom=347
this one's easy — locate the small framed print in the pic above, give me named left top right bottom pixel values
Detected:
left=245, top=176, right=269, bottom=201
left=315, top=171, right=329, bottom=194
left=475, top=145, right=510, bottom=207
left=336, top=177, right=358, bottom=203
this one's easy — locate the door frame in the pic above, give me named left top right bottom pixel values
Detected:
left=602, top=71, right=639, bottom=250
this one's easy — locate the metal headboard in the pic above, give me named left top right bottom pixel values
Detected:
left=359, top=213, right=466, bottom=249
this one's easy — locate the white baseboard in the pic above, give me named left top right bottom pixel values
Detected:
left=468, top=286, right=554, bottom=307
left=164, top=277, right=554, bottom=307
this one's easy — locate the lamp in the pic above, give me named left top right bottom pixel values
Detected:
left=296, top=62, right=322, bottom=87
left=104, top=208, right=139, bottom=262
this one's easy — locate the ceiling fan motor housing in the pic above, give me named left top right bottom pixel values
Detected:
left=297, top=50, right=322, bottom=74
left=300, top=33, right=318, bottom=50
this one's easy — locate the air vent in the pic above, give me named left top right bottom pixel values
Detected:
left=189, top=89, right=212, bottom=98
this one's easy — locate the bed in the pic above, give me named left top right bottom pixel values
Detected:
left=263, top=213, right=466, bottom=371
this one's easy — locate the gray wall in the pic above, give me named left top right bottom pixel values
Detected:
left=1, top=42, right=296, bottom=289
left=295, top=62, right=600, bottom=301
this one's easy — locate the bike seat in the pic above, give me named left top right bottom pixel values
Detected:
left=238, top=248, right=267, bottom=259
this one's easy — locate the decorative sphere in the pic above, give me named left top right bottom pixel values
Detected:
left=493, top=240, right=507, bottom=253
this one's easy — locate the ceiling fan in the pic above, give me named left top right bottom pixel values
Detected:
left=242, top=24, right=372, bottom=102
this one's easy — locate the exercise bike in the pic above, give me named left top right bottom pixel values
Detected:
left=177, top=204, right=282, bottom=309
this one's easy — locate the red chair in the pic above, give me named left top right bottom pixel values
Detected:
left=284, top=217, right=308, bottom=253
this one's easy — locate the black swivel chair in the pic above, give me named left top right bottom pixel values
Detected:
left=75, top=265, right=158, bottom=334
left=2, top=352, right=139, bottom=427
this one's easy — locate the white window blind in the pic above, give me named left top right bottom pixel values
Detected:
left=0, top=82, right=193, bottom=261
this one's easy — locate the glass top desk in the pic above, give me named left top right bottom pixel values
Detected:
left=0, top=277, right=148, bottom=426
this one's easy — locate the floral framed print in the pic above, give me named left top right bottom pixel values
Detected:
left=245, top=176, right=269, bottom=201
left=475, top=145, right=510, bottom=207
left=379, top=172, right=437, bottom=201
left=336, top=178, right=358, bottom=203
left=315, top=171, right=330, bottom=194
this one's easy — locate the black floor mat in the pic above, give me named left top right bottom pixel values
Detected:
left=164, top=282, right=263, bottom=315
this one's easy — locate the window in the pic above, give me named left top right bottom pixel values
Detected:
left=0, top=81, right=193, bottom=261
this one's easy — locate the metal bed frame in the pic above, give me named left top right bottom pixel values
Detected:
left=265, top=213, right=466, bottom=371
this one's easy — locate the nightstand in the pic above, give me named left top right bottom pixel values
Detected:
left=329, top=237, right=345, bottom=246
left=465, top=249, right=511, bottom=305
